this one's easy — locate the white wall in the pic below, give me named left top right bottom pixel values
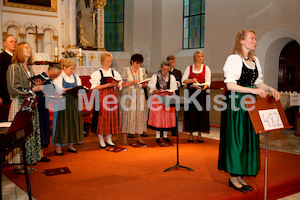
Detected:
left=0, top=2, right=61, bottom=60
left=203, top=0, right=300, bottom=85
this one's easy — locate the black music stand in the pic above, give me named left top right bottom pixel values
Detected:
left=155, top=95, right=194, bottom=172
left=0, top=96, right=38, bottom=200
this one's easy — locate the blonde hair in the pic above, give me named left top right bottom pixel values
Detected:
left=193, top=50, right=203, bottom=62
left=231, top=29, right=256, bottom=61
left=62, top=58, right=76, bottom=69
left=11, top=42, right=33, bottom=65
left=100, top=52, right=113, bottom=65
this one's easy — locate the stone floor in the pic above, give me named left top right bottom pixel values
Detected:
left=2, top=124, right=300, bottom=199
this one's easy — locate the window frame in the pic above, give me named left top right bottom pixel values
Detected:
left=104, top=0, right=125, bottom=51
left=183, top=0, right=205, bottom=50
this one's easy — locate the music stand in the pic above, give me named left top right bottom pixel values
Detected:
left=0, top=96, right=38, bottom=200
left=245, top=95, right=292, bottom=200
left=154, top=95, right=193, bottom=172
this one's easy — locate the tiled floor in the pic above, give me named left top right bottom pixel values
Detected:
left=2, top=124, right=300, bottom=199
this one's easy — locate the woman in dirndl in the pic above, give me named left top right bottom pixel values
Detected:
left=52, top=58, right=84, bottom=155
left=182, top=51, right=211, bottom=143
left=121, top=54, right=149, bottom=145
left=6, top=42, right=43, bottom=174
left=148, top=61, right=178, bottom=143
left=90, top=52, right=122, bottom=148
left=217, top=29, right=280, bottom=193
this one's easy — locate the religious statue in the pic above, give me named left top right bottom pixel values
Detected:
left=76, top=0, right=95, bottom=48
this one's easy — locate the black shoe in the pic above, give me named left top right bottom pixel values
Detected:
left=68, top=148, right=78, bottom=153
left=99, top=143, right=106, bottom=149
left=156, top=138, right=161, bottom=143
left=106, top=142, right=115, bottom=147
left=198, top=139, right=204, bottom=143
left=188, top=139, right=193, bottom=143
left=163, top=138, right=170, bottom=143
left=39, top=156, right=51, bottom=162
left=55, top=150, right=64, bottom=156
left=241, top=184, right=254, bottom=191
left=229, top=179, right=248, bottom=193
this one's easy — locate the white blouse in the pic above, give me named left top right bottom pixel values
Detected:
left=53, top=71, right=82, bottom=94
left=89, top=68, right=122, bottom=90
left=148, top=73, right=178, bottom=94
left=223, top=54, right=263, bottom=85
left=181, top=64, right=211, bottom=87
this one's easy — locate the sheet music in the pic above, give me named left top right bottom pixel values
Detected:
left=137, top=78, right=152, bottom=84
left=0, top=122, right=12, bottom=128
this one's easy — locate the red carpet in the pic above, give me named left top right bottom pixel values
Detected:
left=2, top=130, right=300, bottom=200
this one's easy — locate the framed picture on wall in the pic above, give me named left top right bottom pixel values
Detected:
left=3, top=0, right=57, bottom=12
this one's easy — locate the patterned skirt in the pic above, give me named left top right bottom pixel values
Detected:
left=97, top=88, right=121, bottom=135
left=121, top=87, right=148, bottom=134
left=6, top=97, right=41, bottom=165
left=147, top=94, right=176, bottom=131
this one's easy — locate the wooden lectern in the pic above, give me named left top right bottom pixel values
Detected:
left=0, top=96, right=38, bottom=200
left=245, top=95, right=292, bottom=200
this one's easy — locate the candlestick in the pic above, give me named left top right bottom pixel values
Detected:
left=54, top=55, right=59, bottom=63
left=79, top=48, right=82, bottom=56
left=54, top=47, right=58, bottom=56
left=78, top=56, right=83, bottom=66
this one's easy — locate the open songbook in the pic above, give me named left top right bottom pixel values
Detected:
left=190, top=83, right=206, bottom=89
left=105, top=77, right=120, bottom=83
left=28, top=73, right=50, bottom=83
left=161, top=89, right=176, bottom=93
left=65, top=86, right=89, bottom=97
left=137, top=78, right=152, bottom=84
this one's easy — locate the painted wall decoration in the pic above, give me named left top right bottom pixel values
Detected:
left=3, top=0, right=57, bottom=12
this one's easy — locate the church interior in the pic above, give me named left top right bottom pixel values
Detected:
left=0, top=0, right=300, bottom=199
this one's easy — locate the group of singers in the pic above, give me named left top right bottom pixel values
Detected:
left=0, top=29, right=281, bottom=193
left=0, top=38, right=211, bottom=174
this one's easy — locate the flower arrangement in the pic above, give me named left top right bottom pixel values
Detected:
left=62, top=50, right=77, bottom=58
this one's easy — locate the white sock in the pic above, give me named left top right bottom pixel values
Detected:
left=98, top=134, right=106, bottom=147
left=163, top=131, right=168, bottom=138
left=156, top=131, right=160, bottom=139
left=106, top=134, right=115, bottom=145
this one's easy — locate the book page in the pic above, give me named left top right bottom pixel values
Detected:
left=137, top=78, right=152, bottom=84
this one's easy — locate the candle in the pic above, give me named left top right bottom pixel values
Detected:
left=79, top=48, right=82, bottom=56
left=54, top=47, right=58, bottom=56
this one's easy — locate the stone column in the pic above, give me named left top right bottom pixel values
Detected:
left=67, top=0, right=77, bottom=48
left=93, top=0, right=106, bottom=50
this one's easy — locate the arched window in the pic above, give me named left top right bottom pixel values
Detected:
left=183, top=0, right=205, bottom=49
left=104, top=0, right=124, bottom=51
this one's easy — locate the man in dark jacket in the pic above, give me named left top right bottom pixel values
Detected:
left=0, top=34, right=17, bottom=112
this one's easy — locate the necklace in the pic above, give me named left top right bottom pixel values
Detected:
left=244, top=57, right=250, bottom=61
left=131, top=66, right=138, bottom=73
